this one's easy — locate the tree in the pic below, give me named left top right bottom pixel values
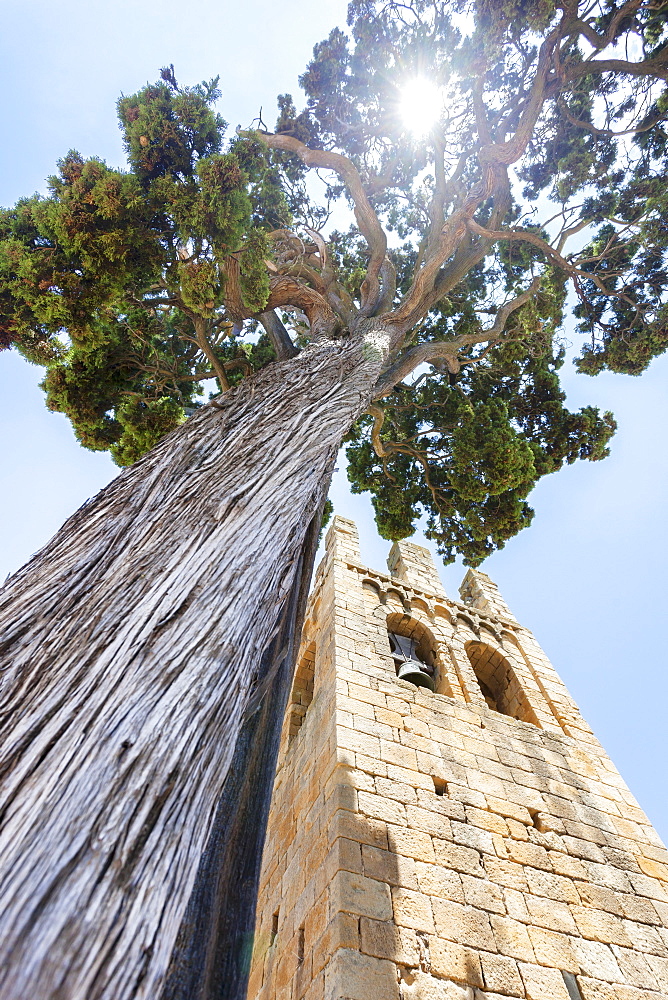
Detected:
left=1, top=3, right=667, bottom=997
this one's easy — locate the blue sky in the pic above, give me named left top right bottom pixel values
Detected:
left=2, top=0, right=667, bottom=841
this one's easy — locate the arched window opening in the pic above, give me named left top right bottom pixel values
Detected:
left=465, top=641, right=539, bottom=726
left=287, top=641, right=315, bottom=742
left=385, top=613, right=452, bottom=695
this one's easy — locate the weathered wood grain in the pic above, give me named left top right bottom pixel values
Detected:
left=0, top=335, right=388, bottom=1000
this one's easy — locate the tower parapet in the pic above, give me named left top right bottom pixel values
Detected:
left=387, top=539, right=448, bottom=598
left=459, top=567, right=518, bottom=623
left=249, top=518, right=668, bottom=1000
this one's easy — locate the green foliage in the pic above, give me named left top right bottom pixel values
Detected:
left=449, top=399, right=536, bottom=502
left=297, top=0, right=664, bottom=562
left=179, top=259, right=219, bottom=315
left=0, top=73, right=289, bottom=466
left=347, top=339, right=615, bottom=565
left=111, top=397, right=185, bottom=466
left=238, top=230, right=271, bottom=312
left=117, top=76, right=224, bottom=182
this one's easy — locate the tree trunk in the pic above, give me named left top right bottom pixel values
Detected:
left=160, top=506, right=322, bottom=1000
left=0, top=339, right=383, bottom=1000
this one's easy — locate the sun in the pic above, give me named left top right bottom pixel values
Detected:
left=399, top=78, right=444, bottom=136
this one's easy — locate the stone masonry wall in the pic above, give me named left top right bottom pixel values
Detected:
left=248, top=517, right=668, bottom=1000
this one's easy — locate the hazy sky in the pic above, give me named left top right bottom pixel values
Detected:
left=1, top=0, right=667, bottom=842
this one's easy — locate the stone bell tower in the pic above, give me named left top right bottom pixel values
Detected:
left=247, top=516, right=668, bottom=1000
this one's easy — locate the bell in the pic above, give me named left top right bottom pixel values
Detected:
left=397, top=659, right=435, bottom=692
left=388, top=632, right=436, bottom=692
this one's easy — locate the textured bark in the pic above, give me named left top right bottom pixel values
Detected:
left=160, top=507, right=322, bottom=1000
left=0, top=338, right=385, bottom=1000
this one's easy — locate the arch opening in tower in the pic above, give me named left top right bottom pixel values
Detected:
left=465, top=639, right=539, bottom=726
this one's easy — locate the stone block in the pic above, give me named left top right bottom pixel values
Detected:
left=518, top=962, right=572, bottom=999
left=380, top=739, right=418, bottom=770
left=429, top=938, right=483, bottom=986
left=451, top=820, right=496, bottom=856
left=387, top=824, right=436, bottom=863
left=431, top=898, right=497, bottom=951
left=376, top=707, right=404, bottom=728
left=645, top=952, right=668, bottom=989
left=527, top=926, right=578, bottom=971
left=490, top=914, right=536, bottom=962
left=387, top=764, right=435, bottom=790
left=312, top=914, right=360, bottom=978
left=324, top=948, right=400, bottom=1000
left=524, top=867, right=580, bottom=904
left=324, top=837, right=364, bottom=880
left=459, top=874, right=505, bottom=914
left=416, top=788, right=466, bottom=821
left=506, top=839, right=553, bottom=870
left=327, top=781, right=358, bottom=813
left=303, top=970, right=325, bottom=1000
left=359, top=917, right=419, bottom=965
left=622, top=918, right=667, bottom=955
left=414, top=862, right=464, bottom=903
left=358, top=790, right=407, bottom=826
left=525, top=895, right=578, bottom=933
left=572, top=939, right=623, bottom=983
left=375, top=776, right=418, bottom=805
left=503, top=887, right=530, bottom=922
left=332, top=809, right=388, bottom=850
left=362, top=844, right=418, bottom=889
left=338, top=726, right=381, bottom=760
left=433, top=839, right=484, bottom=877
left=611, top=947, right=658, bottom=990
left=483, top=857, right=528, bottom=892
left=549, top=850, right=588, bottom=881
left=398, top=969, right=473, bottom=1000
left=329, top=870, right=392, bottom=921
left=570, top=906, right=633, bottom=948
left=620, top=892, right=661, bottom=925
left=465, top=806, right=509, bottom=837
left=348, top=683, right=387, bottom=708
left=627, top=870, right=668, bottom=901
left=406, top=805, right=453, bottom=840
left=479, top=952, right=524, bottom=995
left=577, top=976, right=661, bottom=1000
left=485, top=796, right=534, bottom=825
left=391, top=887, right=435, bottom=932
left=356, top=754, right=387, bottom=778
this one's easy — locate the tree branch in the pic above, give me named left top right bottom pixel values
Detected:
left=563, top=52, right=668, bottom=84
left=385, top=28, right=556, bottom=339
left=467, top=219, right=641, bottom=310
left=557, top=96, right=667, bottom=139
left=478, top=27, right=560, bottom=166
left=265, top=275, right=339, bottom=339
left=246, top=129, right=388, bottom=317
left=568, top=1, right=645, bottom=51
left=366, top=404, right=450, bottom=513
left=373, top=276, right=542, bottom=398
left=259, top=310, right=299, bottom=360
left=193, top=318, right=230, bottom=391
left=375, top=257, right=397, bottom=315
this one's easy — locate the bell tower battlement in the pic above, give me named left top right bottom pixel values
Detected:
left=248, top=517, right=668, bottom=1000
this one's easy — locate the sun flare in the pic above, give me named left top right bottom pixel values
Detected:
left=399, top=78, right=444, bottom=136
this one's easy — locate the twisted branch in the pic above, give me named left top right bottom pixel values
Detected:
left=373, top=276, right=542, bottom=398
left=467, top=219, right=642, bottom=311
left=245, top=129, right=388, bottom=317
